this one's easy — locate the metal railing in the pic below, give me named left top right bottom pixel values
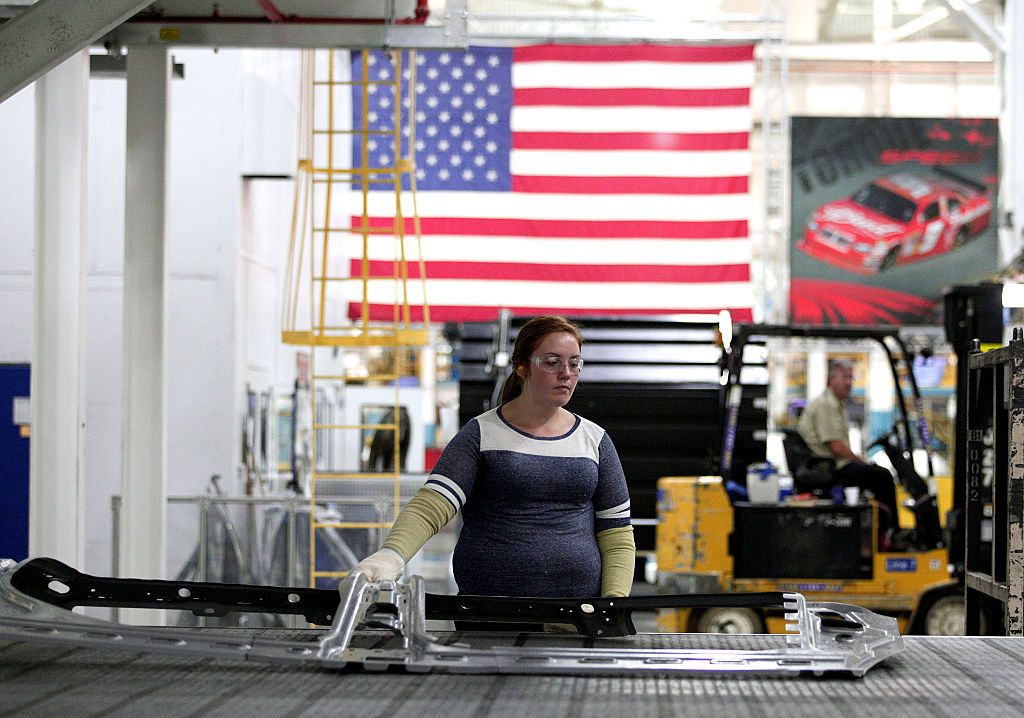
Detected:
left=111, top=490, right=407, bottom=624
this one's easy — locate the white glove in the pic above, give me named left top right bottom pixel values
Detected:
left=352, top=548, right=405, bottom=581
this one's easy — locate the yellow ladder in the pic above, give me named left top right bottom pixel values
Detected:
left=281, top=49, right=429, bottom=588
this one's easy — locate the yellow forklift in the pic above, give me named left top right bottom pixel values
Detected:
left=656, top=323, right=973, bottom=635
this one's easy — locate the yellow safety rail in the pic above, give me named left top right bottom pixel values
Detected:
left=281, top=49, right=429, bottom=589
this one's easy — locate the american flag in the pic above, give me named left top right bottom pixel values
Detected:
left=348, top=44, right=755, bottom=322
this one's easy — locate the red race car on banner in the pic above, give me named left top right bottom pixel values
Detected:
left=798, top=170, right=992, bottom=274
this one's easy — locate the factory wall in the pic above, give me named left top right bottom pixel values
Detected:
left=0, top=49, right=302, bottom=578
left=0, top=86, right=34, bottom=364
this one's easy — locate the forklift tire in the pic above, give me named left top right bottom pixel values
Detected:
left=921, top=594, right=985, bottom=636
left=693, top=607, right=765, bottom=634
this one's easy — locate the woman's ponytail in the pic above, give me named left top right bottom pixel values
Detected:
left=498, top=369, right=523, bottom=404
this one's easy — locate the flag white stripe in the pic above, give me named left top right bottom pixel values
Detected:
left=340, top=236, right=753, bottom=265
left=510, top=149, right=752, bottom=177
left=512, top=61, right=756, bottom=90
left=356, top=191, right=751, bottom=221
left=348, top=280, right=754, bottom=309
left=511, top=106, right=753, bottom=134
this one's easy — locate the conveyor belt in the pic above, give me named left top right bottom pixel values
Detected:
left=2, top=630, right=1023, bottom=717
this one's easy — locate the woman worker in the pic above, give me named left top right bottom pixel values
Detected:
left=353, top=315, right=635, bottom=599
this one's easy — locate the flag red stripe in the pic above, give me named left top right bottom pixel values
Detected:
left=356, top=216, right=748, bottom=239
left=514, top=87, right=750, bottom=107
left=511, top=175, right=748, bottom=195
left=352, top=260, right=751, bottom=283
left=512, top=131, right=749, bottom=151
left=514, top=45, right=756, bottom=63
left=354, top=303, right=755, bottom=323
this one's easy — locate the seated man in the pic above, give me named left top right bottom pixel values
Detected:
left=798, top=359, right=902, bottom=549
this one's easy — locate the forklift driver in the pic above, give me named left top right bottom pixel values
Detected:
left=798, top=359, right=904, bottom=551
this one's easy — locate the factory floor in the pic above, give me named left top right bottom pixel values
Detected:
left=3, top=629, right=1023, bottom=717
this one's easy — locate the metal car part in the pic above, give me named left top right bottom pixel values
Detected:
left=0, top=557, right=903, bottom=677
left=6, top=557, right=791, bottom=639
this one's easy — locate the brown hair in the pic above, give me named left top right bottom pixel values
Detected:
left=828, top=358, right=854, bottom=378
left=498, top=315, right=583, bottom=404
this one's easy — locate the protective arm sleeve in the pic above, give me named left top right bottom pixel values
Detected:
left=381, top=487, right=458, bottom=562
left=597, top=525, right=635, bottom=597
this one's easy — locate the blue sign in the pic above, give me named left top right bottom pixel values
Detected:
left=886, top=557, right=918, bottom=573
left=0, top=364, right=30, bottom=561
left=779, top=583, right=845, bottom=593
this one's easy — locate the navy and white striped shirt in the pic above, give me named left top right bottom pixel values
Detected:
left=426, top=407, right=630, bottom=598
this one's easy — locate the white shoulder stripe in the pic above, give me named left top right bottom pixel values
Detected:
left=599, top=509, right=631, bottom=521
left=595, top=499, right=630, bottom=519
left=426, top=474, right=467, bottom=507
left=426, top=482, right=461, bottom=511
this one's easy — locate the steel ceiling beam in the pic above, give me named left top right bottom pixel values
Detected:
left=0, top=0, right=152, bottom=104
left=100, top=21, right=467, bottom=50
left=937, top=0, right=1005, bottom=57
left=99, top=0, right=468, bottom=50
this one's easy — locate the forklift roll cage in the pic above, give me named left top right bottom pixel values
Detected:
left=718, top=323, right=934, bottom=482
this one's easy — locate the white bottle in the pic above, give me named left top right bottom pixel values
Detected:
left=746, top=462, right=780, bottom=504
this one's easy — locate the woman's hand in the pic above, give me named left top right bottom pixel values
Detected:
left=352, top=548, right=405, bottom=581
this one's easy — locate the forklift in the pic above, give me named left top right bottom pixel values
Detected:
left=655, top=322, right=977, bottom=635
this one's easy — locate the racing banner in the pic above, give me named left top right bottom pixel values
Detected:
left=790, top=117, right=998, bottom=325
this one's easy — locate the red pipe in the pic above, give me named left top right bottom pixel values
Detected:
left=256, top=0, right=286, bottom=23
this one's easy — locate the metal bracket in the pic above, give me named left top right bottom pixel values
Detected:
left=0, top=557, right=904, bottom=677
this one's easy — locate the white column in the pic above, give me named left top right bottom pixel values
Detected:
left=29, top=50, right=89, bottom=566
left=120, top=45, right=170, bottom=605
left=805, top=348, right=828, bottom=402
left=866, top=349, right=895, bottom=457
left=419, top=344, right=437, bottom=447
left=867, top=350, right=895, bottom=414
